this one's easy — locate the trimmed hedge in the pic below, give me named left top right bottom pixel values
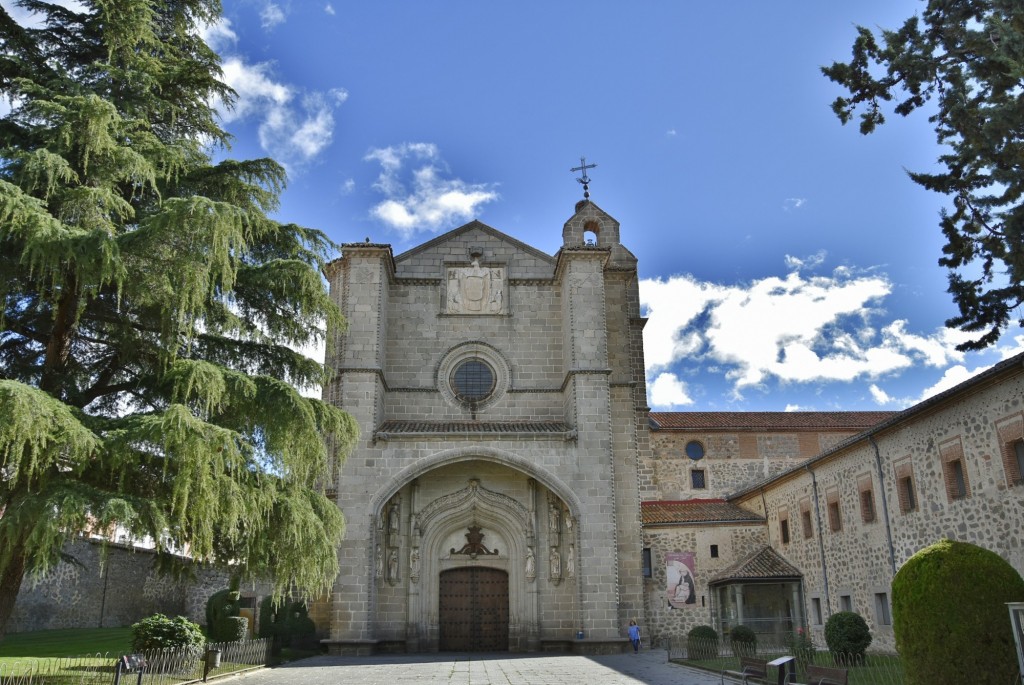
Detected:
left=686, top=625, right=719, bottom=659
left=824, top=612, right=871, bottom=659
left=729, top=625, right=757, bottom=656
left=893, top=539, right=1024, bottom=685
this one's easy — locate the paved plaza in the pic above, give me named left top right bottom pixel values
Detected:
left=235, top=649, right=724, bottom=685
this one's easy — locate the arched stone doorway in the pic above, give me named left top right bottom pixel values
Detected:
left=370, top=459, right=580, bottom=652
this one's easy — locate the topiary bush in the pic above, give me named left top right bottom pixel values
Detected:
left=285, top=602, right=317, bottom=649
left=893, top=538, right=1024, bottom=685
left=131, top=614, right=205, bottom=652
left=824, top=611, right=871, bottom=662
left=206, top=577, right=243, bottom=642
left=215, top=616, right=249, bottom=643
left=686, top=625, right=719, bottom=660
left=729, top=624, right=757, bottom=656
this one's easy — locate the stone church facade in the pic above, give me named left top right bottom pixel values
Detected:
left=321, top=200, right=1024, bottom=654
left=321, top=201, right=649, bottom=654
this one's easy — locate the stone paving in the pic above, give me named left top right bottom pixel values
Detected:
left=234, top=649, right=727, bottom=685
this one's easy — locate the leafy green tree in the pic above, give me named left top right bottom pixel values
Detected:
left=823, top=1, right=1024, bottom=349
left=0, top=0, right=357, bottom=638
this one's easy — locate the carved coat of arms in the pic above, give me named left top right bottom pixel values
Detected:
left=447, top=258, right=505, bottom=314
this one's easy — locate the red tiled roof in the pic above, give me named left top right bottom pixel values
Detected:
left=709, top=546, right=802, bottom=583
left=649, top=411, right=897, bottom=431
left=641, top=500, right=764, bottom=525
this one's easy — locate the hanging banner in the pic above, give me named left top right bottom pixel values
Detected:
left=666, top=551, right=697, bottom=608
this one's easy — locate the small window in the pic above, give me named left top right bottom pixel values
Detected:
left=685, top=440, right=705, bottom=460
left=691, top=469, right=706, bottom=489
left=1015, top=440, right=1024, bottom=485
left=811, top=598, right=823, bottom=625
left=860, top=488, right=876, bottom=523
left=874, top=592, right=892, bottom=625
left=899, top=475, right=917, bottom=513
left=801, top=509, right=813, bottom=539
left=895, top=459, right=917, bottom=514
left=828, top=500, right=842, bottom=532
left=710, top=544, right=719, bottom=558
left=1005, top=438, right=1024, bottom=487
left=944, top=459, right=968, bottom=500
left=642, top=548, right=652, bottom=578
left=840, top=595, right=852, bottom=612
left=780, top=516, right=790, bottom=545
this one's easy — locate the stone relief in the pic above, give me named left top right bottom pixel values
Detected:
left=567, top=544, right=575, bottom=577
left=416, top=479, right=529, bottom=534
left=446, top=256, right=505, bottom=315
left=525, top=546, right=536, bottom=581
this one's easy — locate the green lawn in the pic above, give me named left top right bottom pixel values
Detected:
left=0, top=626, right=132, bottom=659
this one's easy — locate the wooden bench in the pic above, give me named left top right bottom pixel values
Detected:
left=721, top=656, right=768, bottom=684
left=787, top=664, right=849, bottom=685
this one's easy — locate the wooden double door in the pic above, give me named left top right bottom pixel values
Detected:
left=438, top=567, right=509, bottom=651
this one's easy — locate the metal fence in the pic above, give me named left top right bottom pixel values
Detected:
left=666, top=635, right=907, bottom=685
left=0, top=638, right=272, bottom=685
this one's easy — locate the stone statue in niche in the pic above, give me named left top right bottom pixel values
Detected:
left=446, top=252, right=505, bottom=315
left=549, top=547, right=561, bottom=580
left=548, top=502, right=561, bottom=540
left=567, top=544, right=575, bottom=577
left=375, top=547, right=383, bottom=578
left=387, top=549, right=399, bottom=584
left=388, top=502, right=400, bottom=533
left=409, top=547, right=420, bottom=583
left=525, top=546, right=536, bottom=580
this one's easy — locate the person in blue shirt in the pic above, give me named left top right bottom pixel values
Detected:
left=627, top=619, right=641, bottom=654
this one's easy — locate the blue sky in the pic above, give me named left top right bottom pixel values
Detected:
left=7, top=1, right=1024, bottom=411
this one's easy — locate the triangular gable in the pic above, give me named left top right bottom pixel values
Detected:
left=394, top=220, right=556, bottom=266
left=708, top=545, right=802, bottom=584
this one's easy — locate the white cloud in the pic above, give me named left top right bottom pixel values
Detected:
left=638, top=259, right=994, bottom=405
left=260, top=3, right=286, bottom=29
left=213, top=57, right=346, bottom=171
left=218, top=58, right=291, bottom=123
left=650, top=373, right=693, bottom=408
left=341, top=178, right=355, bottom=195
left=258, top=92, right=335, bottom=162
left=364, top=143, right=499, bottom=236
left=783, top=197, right=807, bottom=211
left=869, top=384, right=893, bottom=405
left=784, top=251, right=826, bottom=271
left=325, top=3, right=336, bottom=15
left=915, top=365, right=987, bottom=402
left=198, top=17, right=237, bottom=53
left=666, top=129, right=677, bottom=137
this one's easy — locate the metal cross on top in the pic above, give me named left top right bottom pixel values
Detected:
left=570, top=156, right=597, bottom=199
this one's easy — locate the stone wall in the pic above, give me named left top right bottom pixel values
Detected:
left=647, top=429, right=860, bottom=500
left=8, top=537, right=237, bottom=634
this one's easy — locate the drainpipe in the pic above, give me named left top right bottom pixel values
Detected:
left=869, top=435, right=898, bottom=575
left=807, top=466, right=832, bottom=616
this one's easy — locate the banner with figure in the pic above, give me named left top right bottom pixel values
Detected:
left=666, top=551, right=696, bottom=608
